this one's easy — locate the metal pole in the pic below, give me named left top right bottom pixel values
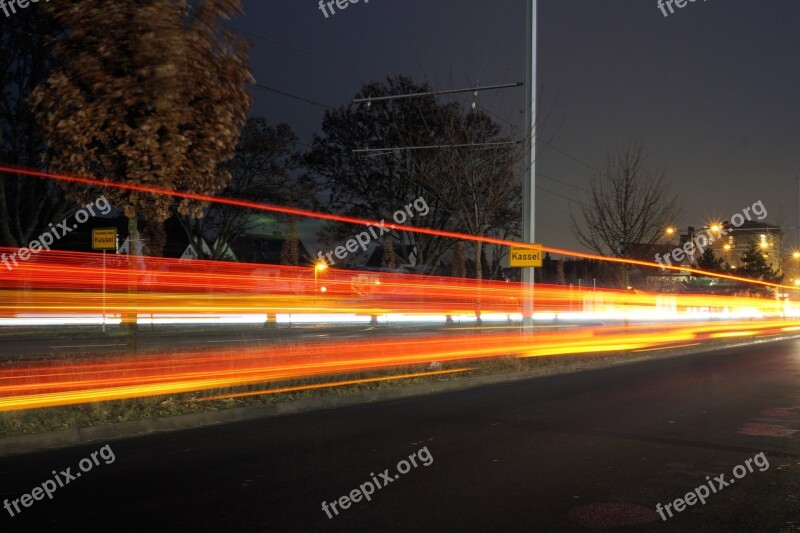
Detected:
left=102, top=250, right=106, bottom=333
left=522, top=0, right=537, bottom=333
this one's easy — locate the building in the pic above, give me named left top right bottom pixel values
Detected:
left=707, top=220, right=783, bottom=276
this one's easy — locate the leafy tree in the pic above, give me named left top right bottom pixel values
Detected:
left=682, top=248, right=730, bottom=294
left=696, top=248, right=726, bottom=273
left=738, top=242, right=781, bottom=295
left=31, top=0, right=253, bottom=256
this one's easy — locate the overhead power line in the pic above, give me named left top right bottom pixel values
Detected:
left=353, top=141, right=520, bottom=155
left=352, top=83, right=523, bottom=105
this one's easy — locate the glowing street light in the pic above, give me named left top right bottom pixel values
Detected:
left=314, top=261, right=328, bottom=294
left=665, top=227, right=675, bottom=236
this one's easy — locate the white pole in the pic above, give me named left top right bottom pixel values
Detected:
left=102, top=250, right=106, bottom=333
left=522, top=0, right=537, bottom=333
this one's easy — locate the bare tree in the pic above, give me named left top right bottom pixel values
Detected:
left=451, top=241, right=466, bottom=278
left=571, top=142, right=680, bottom=285
left=177, top=118, right=303, bottom=261
left=306, top=76, right=458, bottom=268
left=418, top=104, right=522, bottom=280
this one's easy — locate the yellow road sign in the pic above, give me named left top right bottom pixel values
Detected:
left=92, top=228, right=117, bottom=251
left=509, top=244, right=543, bottom=267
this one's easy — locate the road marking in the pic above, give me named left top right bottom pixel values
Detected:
left=51, top=343, right=126, bottom=349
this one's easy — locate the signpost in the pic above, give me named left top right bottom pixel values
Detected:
left=92, top=228, right=118, bottom=332
left=512, top=244, right=541, bottom=328
left=509, top=245, right=543, bottom=267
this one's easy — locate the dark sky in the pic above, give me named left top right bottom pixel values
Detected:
left=234, top=0, right=800, bottom=253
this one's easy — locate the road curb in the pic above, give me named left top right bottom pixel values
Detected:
left=1, top=334, right=797, bottom=457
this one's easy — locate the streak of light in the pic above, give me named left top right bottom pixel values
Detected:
left=0, top=319, right=798, bottom=412
left=709, top=331, right=757, bottom=339
left=197, top=368, right=474, bottom=401
left=632, top=343, right=701, bottom=353
left=0, top=163, right=795, bottom=290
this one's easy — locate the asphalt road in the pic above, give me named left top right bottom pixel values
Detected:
left=1, top=339, right=799, bottom=531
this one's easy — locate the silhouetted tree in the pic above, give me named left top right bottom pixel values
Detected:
left=696, top=248, right=727, bottom=273
left=739, top=242, right=778, bottom=279
left=280, top=217, right=300, bottom=266
left=177, top=118, right=303, bottom=260
left=571, top=142, right=680, bottom=287
left=0, top=8, right=73, bottom=247
left=451, top=241, right=466, bottom=278
left=307, top=76, right=458, bottom=268
left=32, top=0, right=253, bottom=257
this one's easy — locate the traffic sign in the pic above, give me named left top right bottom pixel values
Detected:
left=92, top=228, right=117, bottom=251
left=510, top=244, right=543, bottom=267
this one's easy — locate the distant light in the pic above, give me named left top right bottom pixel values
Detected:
left=320, top=286, right=327, bottom=292
left=314, top=262, right=328, bottom=272
left=665, top=227, right=675, bottom=236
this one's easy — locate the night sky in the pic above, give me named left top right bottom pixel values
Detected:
left=234, top=0, right=800, bottom=253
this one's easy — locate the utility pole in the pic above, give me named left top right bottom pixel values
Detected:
left=522, top=0, right=537, bottom=332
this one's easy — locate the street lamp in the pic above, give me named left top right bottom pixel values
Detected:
left=708, top=222, right=722, bottom=238
left=314, top=261, right=328, bottom=294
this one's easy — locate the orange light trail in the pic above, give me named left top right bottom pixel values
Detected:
left=1, top=164, right=799, bottom=414
left=0, top=163, right=793, bottom=290
left=0, top=319, right=797, bottom=412
left=198, top=368, right=475, bottom=401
